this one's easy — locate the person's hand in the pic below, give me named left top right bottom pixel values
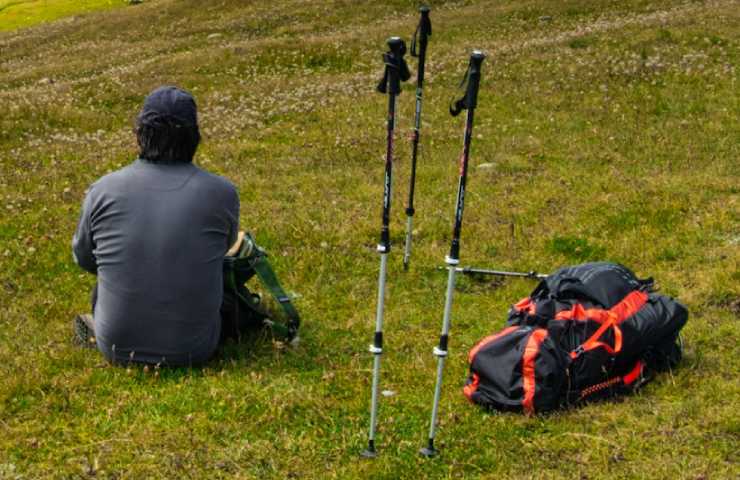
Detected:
left=226, top=231, right=245, bottom=257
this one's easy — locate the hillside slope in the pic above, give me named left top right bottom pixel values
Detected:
left=0, top=0, right=738, bottom=478
left=0, top=0, right=123, bottom=32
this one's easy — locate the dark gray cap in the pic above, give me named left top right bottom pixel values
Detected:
left=138, top=86, right=198, bottom=127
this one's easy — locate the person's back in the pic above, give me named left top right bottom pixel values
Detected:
left=72, top=86, right=239, bottom=366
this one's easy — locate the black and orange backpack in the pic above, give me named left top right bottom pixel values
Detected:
left=464, top=262, right=688, bottom=414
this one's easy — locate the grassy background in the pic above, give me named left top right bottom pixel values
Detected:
left=0, top=0, right=738, bottom=478
left=0, top=0, right=123, bottom=32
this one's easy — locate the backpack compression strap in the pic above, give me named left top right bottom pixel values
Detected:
left=558, top=290, right=648, bottom=359
left=578, top=360, right=647, bottom=401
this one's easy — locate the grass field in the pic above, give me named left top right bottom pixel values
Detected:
left=0, top=0, right=738, bottom=478
left=0, top=0, right=123, bottom=32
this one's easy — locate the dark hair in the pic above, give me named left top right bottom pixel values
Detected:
left=135, top=114, right=200, bottom=164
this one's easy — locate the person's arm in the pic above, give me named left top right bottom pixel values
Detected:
left=226, top=184, right=240, bottom=250
left=72, top=188, right=98, bottom=274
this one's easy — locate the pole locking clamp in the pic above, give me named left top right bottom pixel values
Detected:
left=433, top=347, right=448, bottom=357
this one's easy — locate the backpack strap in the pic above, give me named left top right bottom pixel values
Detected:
left=570, top=312, right=623, bottom=359
left=250, top=253, right=300, bottom=340
left=558, top=290, right=648, bottom=359
left=238, top=233, right=300, bottom=341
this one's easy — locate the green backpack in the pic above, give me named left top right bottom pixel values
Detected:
left=223, top=232, right=300, bottom=342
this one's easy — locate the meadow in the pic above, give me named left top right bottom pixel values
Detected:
left=0, top=0, right=738, bottom=478
left=0, top=0, right=121, bottom=31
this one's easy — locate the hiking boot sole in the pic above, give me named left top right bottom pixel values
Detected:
left=73, top=314, right=96, bottom=348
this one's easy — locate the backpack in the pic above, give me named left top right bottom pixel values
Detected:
left=222, top=232, right=300, bottom=342
left=465, top=262, right=688, bottom=413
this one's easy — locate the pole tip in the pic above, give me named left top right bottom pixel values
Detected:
left=420, top=438, right=438, bottom=457
left=361, top=448, right=377, bottom=459
left=419, top=446, right=438, bottom=457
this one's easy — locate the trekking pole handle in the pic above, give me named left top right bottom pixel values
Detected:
left=419, top=6, right=432, bottom=29
left=377, top=37, right=411, bottom=95
left=413, top=7, right=431, bottom=88
left=413, top=6, right=432, bottom=54
left=450, top=50, right=486, bottom=117
left=388, top=36, right=405, bottom=55
left=463, top=50, right=485, bottom=111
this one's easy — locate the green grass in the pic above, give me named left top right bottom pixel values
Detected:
left=0, top=0, right=126, bottom=32
left=1, top=0, right=739, bottom=478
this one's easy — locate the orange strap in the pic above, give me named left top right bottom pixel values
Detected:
left=622, top=360, right=644, bottom=385
left=522, top=329, right=548, bottom=415
left=556, top=290, right=647, bottom=324
left=560, top=290, right=646, bottom=359
left=513, top=297, right=536, bottom=315
left=463, top=373, right=480, bottom=402
left=570, top=312, right=623, bottom=359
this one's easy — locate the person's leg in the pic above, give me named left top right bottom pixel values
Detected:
left=219, top=289, right=240, bottom=343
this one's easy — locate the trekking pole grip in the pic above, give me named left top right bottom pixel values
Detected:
left=413, top=7, right=432, bottom=86
left=418, top=6, right=432, bottom=44
left=377, top=37, right=411, bottom=95
left=464, top=50, right=485, bottom=111
left=450, top=50, right=486, bottom=117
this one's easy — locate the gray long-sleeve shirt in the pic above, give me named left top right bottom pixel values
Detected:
left=73, top=159, right=239, bottom=366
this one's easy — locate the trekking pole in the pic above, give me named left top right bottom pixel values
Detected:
left=459, top=266, right=547, bottom=279
left=421, top=51, right=486, bottom=458
left=437, top=266, right=548, bottom=280
left=403, top=5, right=432, bottom=270
left=363, top=36, right=410, bottom=459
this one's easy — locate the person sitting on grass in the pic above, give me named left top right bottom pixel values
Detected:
left=72, top=85, right=245, bottom=366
